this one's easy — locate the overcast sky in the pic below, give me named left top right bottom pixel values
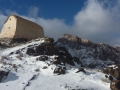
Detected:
left=0, top=0, right=120, bottom=46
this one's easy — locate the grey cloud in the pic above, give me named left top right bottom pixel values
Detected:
left=71, top=0, right=120, bottom=45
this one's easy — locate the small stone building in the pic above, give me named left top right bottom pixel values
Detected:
left=0, top=15, right=44, bottom=40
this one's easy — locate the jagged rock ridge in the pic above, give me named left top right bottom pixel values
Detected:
left=55, top=34, right=120, bottom=68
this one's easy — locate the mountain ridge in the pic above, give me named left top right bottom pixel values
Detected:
left=55, top=34, right=120, bottom=68
left=0, top=34, right=119, bottom=90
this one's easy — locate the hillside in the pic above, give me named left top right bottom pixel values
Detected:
left=0, top=34, right=119, bottom=90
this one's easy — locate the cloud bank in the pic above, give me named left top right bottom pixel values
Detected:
left=0, top=0, right=120, bottom=46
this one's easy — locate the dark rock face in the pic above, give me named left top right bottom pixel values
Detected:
left=72, top=57, right=81, bottom=64
left=0, top=38, right=28, bottom=50
left=109, top=76, right=114, bottom=81
left=11, top=38, right=28, bottom=44
left=112, top=67, right=120, bottom=80
left=108, top=67, right=114, bottom=76
left=53, top=54, right=75, bottom=66
left=26, top=40, right=76, bottom=66
left=105, top=75, right=108, bottom=78
left=26, top=48, right=35, bottom=55
left=114, top=69, right=120, bottom=80
left=0, top=38, right=28, bottom=47
left=110, top=80, right=120, bottom=90
left=36, top=56, right=48, bottom=61
left=55, top=34, right=94, bottom=49
left=35, top=43, right=59, bottom=55
left=0, top=71, right=9, bottom=82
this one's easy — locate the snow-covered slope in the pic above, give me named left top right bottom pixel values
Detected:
left=0, top=37, right=112, bottom=90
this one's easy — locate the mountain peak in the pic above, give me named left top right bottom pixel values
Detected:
left=57, top=34, right=94, bottom=48
left=55, top=34, right=120, bottom=66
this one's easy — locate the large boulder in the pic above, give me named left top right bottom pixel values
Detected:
left=26, top=48, right=35, bottom=55
left=0, top=71, right=9, bottom=82
left=109, top=76, right=114, bottom=81
left=76, top=67, right=86, bottom=73
left=108, top=67, right=114, bottom=76
left=36, top=55, right=48, bottom=61
left=113, top=68, right=120, bottom=80
left=25, top=38, right=82, bottom=66
left=35, top=43, right=59, bottom=55
left=101, top=65, right=120, bottom=80
left=101, top=68, right=109, bottom=74
left=53, top=67, right=66, bottom=75
left=53, top=55, right=75, bottom=66
left=26, top=41, right=76, bottom=66
left=110, top=80, right=120, bottom=90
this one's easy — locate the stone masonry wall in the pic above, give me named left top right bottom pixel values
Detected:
left=0, top=16, right=16, bottom=38
left=15, top=16, right=44, bottom=39
left=0, top=15, right=44, bottom=40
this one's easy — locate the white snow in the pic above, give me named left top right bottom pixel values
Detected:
left=0, top=39, right=111, bottom=90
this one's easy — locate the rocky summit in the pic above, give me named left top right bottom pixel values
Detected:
left=55, top=34, right=120, bottom=68
left=0, top=34, right=119, bottom=90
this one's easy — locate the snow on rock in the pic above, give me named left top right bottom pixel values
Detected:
left=0, top=37, right=112, bottom=90
left=55, top=34, right=120, bottom=68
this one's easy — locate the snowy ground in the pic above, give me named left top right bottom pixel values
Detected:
left=0, top=38, right=111, bottom=90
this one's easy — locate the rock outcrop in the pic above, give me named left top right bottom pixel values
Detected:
left=102, top=65, right=120, bottom=80
left=0, top=71, right=9, bottom=82
left=114, top=46, right=120, bottom=52
left=0, top=38, right=28, bottom=48
left=53, top=66, right=66, bottom=75
left=110, top=80, right=120, bottom=90
left=55, top=34, right=120, bottom=68
left=23, top=37, right=79, bottom=66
